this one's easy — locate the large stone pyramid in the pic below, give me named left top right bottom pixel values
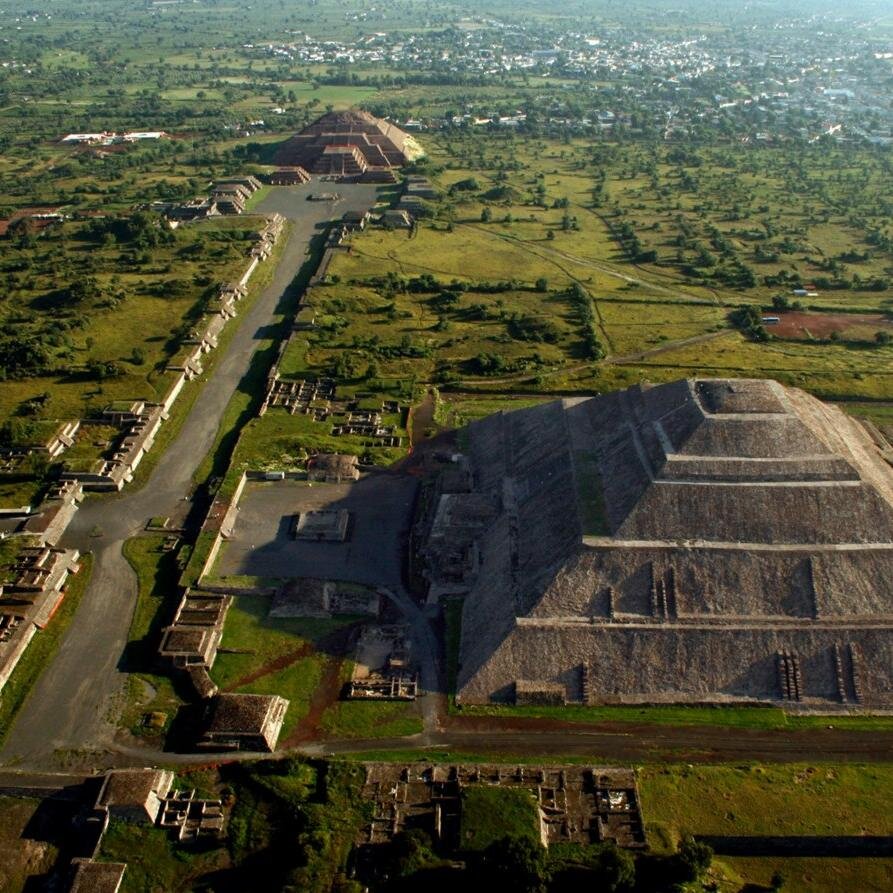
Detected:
left=434, top=379, right=893, bottom=708
left=274, top=110, right=420, bottom=176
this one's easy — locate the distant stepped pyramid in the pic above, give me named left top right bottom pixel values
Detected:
left=274, top=110, right=422, bottom=177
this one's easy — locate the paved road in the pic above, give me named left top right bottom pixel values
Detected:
left=0, top=182, right=379, bottom=769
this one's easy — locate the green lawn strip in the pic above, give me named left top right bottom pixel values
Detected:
left=0, top=553, right=93, bottom=747
left=119, top=534, right=184, bottom=736
left=459, top=785, right=541, bottom=851
left=339, top=749, right=616, bottom=765
left=455, top=702, right=893, bottom=731
left=319, top=698, right=423, bottom=740
left=0, top=796, right=61, bottom=889
left=178, top=528, right=218, bottom=590
left=638, top=763, right=893, bottom=841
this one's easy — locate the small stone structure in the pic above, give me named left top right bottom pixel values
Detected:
left=261, top=376, right=335, bottom=416
left=293, top=509, right=350, bottom=542
left=270, top=577, right=380, bottom=619
left=307, top=453, right=360, bottom=483
left=268, top=166, right=311, bottom=185
left=402, top=175, right=438, bottom=200
left=515, top=680, right=566, bottom=706
left=66, top=860, right=126, bottom=893
left=346, top=625, right=417, bottom=700
left=158, top=592, right=231, bottom=669
left=61, top=401, right=165, bottom=491
left=158, top=788, right=226, bottom=841
left=198, top=693, right=289, bottom=751
left=95, top=768, right=175, bottom=824
left=380, top=209, right=412, bottom=229
left=0, top=544, right=80, bottom=692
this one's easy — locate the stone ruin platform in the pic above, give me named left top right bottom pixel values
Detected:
left=356, top=763, right=646, bottom=852
left=293, top=508, right=350, bottom=542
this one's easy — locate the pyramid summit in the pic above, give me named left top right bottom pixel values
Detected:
left=422, top=378, right=893, bottom=708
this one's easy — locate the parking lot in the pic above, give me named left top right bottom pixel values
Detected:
left=213, top=474, right=418, bottom=586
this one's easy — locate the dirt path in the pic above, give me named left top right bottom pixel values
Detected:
left=605, top=329, right=731, bottom=364
left=409, top=390, right=445, bottom=448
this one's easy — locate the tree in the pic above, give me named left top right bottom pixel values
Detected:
left=875, top=330, right=891, bottom=346
left=770, top=869, right=787, bottom=891
left=480, top=207, right=492, bottom=223
left=479, top=836, right=549, bottom=893
left=593, top=842, right=635, bottom=891
left=674, top=836, right=713, bottom=882
left=535, top=277, right=549, bottom=292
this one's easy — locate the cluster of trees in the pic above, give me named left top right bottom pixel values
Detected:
left=612, top=220, right=655, bottom=264
left=84, top=211, right=172, bottom=249
left=729, top=305, right=769, bottom=342
left=566, top=283, right=606, bottom=360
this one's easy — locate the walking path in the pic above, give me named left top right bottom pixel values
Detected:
left=0, top=184, right=379, bottom=768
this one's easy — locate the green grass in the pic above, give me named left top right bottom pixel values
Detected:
left=319, top=697, right=423, bottom=739
left=209, top=596, right=357, bottom=740
left=459, top=785, right=541, bottom=851
left=718, top=856, right=893, bottom=893
left=639, top=763, right=893, bottom=891
left=0, top=553, right=93, bottom=747
left=640, top=763, right=893, bottom=839
left=99, top=819, right=229, bottom=893
left=454, top=702, right=893, bottom=731
left=0, top=796, right=61, bottom=892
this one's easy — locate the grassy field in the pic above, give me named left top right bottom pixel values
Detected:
left=459, top=785, right=541, bottom=851
left=319, top=660, right=423, bottom=740
left=99, top=819, right=230, bottom=892
left=0, top=215, right=275, bottom=509
left=640, top=763, right=893, bottom=838
left=0, top=796, right=63, bottom=892
left=640, top=763, right=893, bottom=893
left=266, top=134, right=893, bottom=413
left=209, top=596, right=358, bottom=741
left=0, top=553, right=93, bottom=747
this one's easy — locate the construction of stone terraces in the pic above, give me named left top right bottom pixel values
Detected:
left=421, top=378, right=893, bottom=709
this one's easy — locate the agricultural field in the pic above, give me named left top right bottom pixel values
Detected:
left=278, top=133, right=892, bottom=414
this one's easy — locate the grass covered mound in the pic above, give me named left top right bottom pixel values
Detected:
left=459, top=786, right=541, bottom=852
